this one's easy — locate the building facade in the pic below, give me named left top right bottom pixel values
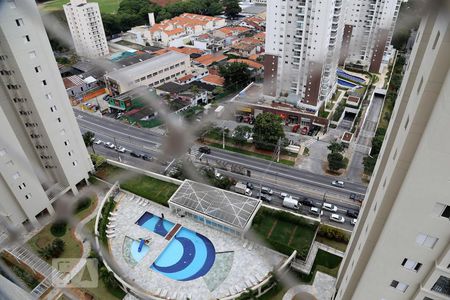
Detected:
left=340, top=0, right=401, bottom=72
left=0, top=0, right=94, bottom=229
left=335, top=5, right=450, bottom=300
left=63, top=0, right=109, bottom=58
left=264, top=0, right=344, bottom=112
left=104, top=51, right=191, bottom=96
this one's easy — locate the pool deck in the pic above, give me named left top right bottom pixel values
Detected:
left=107, top=190, right=285, bottom=300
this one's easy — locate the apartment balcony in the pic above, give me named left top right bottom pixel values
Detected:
left=45, top=183, right=70, bottom=202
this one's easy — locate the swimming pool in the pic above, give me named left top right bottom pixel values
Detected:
left=337, top=79, right=359, bottom=89
left=130, top=240, right=149, bottom=262
left=136, top=212, right=175, bottom=237
left=151, top=228, right=216, bottom=281
left=337, top=69, right=366, bottom=84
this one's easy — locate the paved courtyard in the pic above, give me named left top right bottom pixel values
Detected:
left=282, top=271, right=336, bottom=300
left=105, top=190, right=285, bottom=300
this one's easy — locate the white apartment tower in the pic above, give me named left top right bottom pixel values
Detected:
left=340, top=0, right=401, bottom=72
left=335, top=4, right=450, bottom=300
left=63, top=0, right=109, bottom=58
left=264, top=0, right=344, bottom=112
left=0, top=0, right=94, bottom=229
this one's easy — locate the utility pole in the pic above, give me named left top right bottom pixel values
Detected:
left=276, top=137, right=281, bottom=163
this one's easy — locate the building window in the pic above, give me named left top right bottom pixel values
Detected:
left=15, top=18, right=24, bottom=27
left=431, top=276, right=450, bottom=296
left=401, top=258, right=422, bottom=272
left=42, top=80, right=47, bottom=86
left=390, top=280, right=408, bottom=292
left=18, top=183, right=26, bottom=190
left=64, top=140, right=69, bottom=146
left=432, top=31, right=440, bottom=50
left=25, top=193, right=32, bottom=200
left=416, top=233, right=438, bottom=249
left=23, top=35, right=30, bottom=43
left=6, top=160, right=14, bottom=167
left=433, top=203, right=450, bottom=219
left=45, top=93, right=52, bottom=100
left=29, top=51, right=36, bottom=59
left=73, top=160, right=78, bottom=166
left=7, top=0, right=16, bottom=8
left=34, top=66, right=41, bottom=73
left=12, top=172, right=20, bottom=180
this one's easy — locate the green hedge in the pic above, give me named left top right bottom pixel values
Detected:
left=255, top=206, right=318, bottom=230
left=98, top=197, right=116, bottom=244
left=317, top=224, right=350, bottom=243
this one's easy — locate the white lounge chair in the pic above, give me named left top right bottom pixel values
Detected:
left=107, top=234, right=116, bottom=239
left=107, top=224, right=116, bottom=229
left=109, top=211, right=118, bottom=216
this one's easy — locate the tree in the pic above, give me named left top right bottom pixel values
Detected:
left=212, top=86, right=224, bottom=95
left=327, top=152, right=346, bottom=172
left=232, top=125, right=252, bottom=146
left=252, top=113, right=285, bottom=150
left=223, top=0, right=241, bottom=19
left=327, top=141, right=344, bottom=154
left=219, top=62, right=252, bottom=90
left=363, top=155, right=378, bottom=175
left=83, top=131, right=96, bottom=154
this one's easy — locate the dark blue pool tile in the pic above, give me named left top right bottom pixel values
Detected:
left=135, top=212, right=153, bottom=226
left=152, top=237, right=196, bottom=273
left=184, top=233, right=216, bottom=281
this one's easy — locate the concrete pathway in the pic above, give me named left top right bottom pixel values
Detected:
left=291, top=242, right=344, bottom=275
left=282, top=271, right=336, bottom=300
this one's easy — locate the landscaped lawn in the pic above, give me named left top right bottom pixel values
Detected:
left=77, top=266, right=126, bottom=300
left=95, top=163, right=179, bottom=206
left=251, top=207, right=318, bottom=260
left=28, top=222, right=82, bottom=270
left=208, top=143, right=295, bottom=166
left=40, top=0, right=123, bottom=14
left=315, top=236, right=348, bottom=252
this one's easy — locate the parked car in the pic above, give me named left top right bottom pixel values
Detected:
left=199, top=146, right=211, bottom=154
left=322, top=202, right=338, bottom=212
left=330, top=214, right=345, bottom=223
left=261, top=187, right=273, bottom=195
left=301, top=199, right=314, bottom=206
left=310, top=206, right=323, bottom=216
left=142, top=155, right=153, bottom=161
left=246, top=182, right=254, bottom=190
left=94, top=139, right=103, bottom=145
left=130, top=152, right=141, bottom=158
left=350, top=193, right=365, bottom=202
left=331, top=180, right=345, bottom=188
left=280, top=192, right=290, bottom=198
left=104, top=142, right=115, bottom=149
left=350, top=218, right=357, bottom=226
left=346, top=209, right=359, bottom=218
left=259, top=194, right=272, bottom=202
left=115, top=146, right=126, bottom=153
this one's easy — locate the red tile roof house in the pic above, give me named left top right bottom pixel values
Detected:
left=200, top=74, right=225, bottom=86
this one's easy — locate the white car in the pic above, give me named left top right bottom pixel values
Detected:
left=330, top=214, right=345, bottom=223
left=322, top=202, right=338, bottom=212
left=331, top=180, right=345, bottom=188
left=280, top=192, right=290, bottom=198
left=94, top=139, right=103, bottom=145
left=116, top=146, right=126, bottom=153
left=261, top=187, right=273, bottom=195
left=310, top=206, right=323, bottom=216
left=104, top=142, right=115, bottom=149
left=350, top=218, right=357, bottom=226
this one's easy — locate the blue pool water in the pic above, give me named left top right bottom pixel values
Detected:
left=337, top=79, right=358, bottom=88
left=337, top=69, right=366, bottom=83
left=151, top=228, right=216, bottom=281
left=130, top=240, right=149, bottom=263
left=136, top=212, right=175, bottom=237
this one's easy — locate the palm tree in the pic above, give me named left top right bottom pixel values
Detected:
left=82, top=131, right=96, bottom=154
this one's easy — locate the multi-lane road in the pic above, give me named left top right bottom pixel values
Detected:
left=75, top=109, right=366, bottom=231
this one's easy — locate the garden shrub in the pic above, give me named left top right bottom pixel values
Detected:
left=50, top=220, right=67, bottom=237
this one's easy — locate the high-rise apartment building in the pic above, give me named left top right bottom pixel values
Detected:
left=335, top=5, right=450, bottom=300
left=340, top=0, right=401, bottom=73
left=0, top=0, right=93, bottom=229
left=63, top=0, right=109, bottom=58
left=264, top=0, right=344, bottom=112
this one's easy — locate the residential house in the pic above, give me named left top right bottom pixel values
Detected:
left=193, top=54, right=227, bottom=67
left=213, top=26, right=251, bottom=38
left=145, top=13, right=226, bottom=47
left=200, top=74, right=225, bottom=87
